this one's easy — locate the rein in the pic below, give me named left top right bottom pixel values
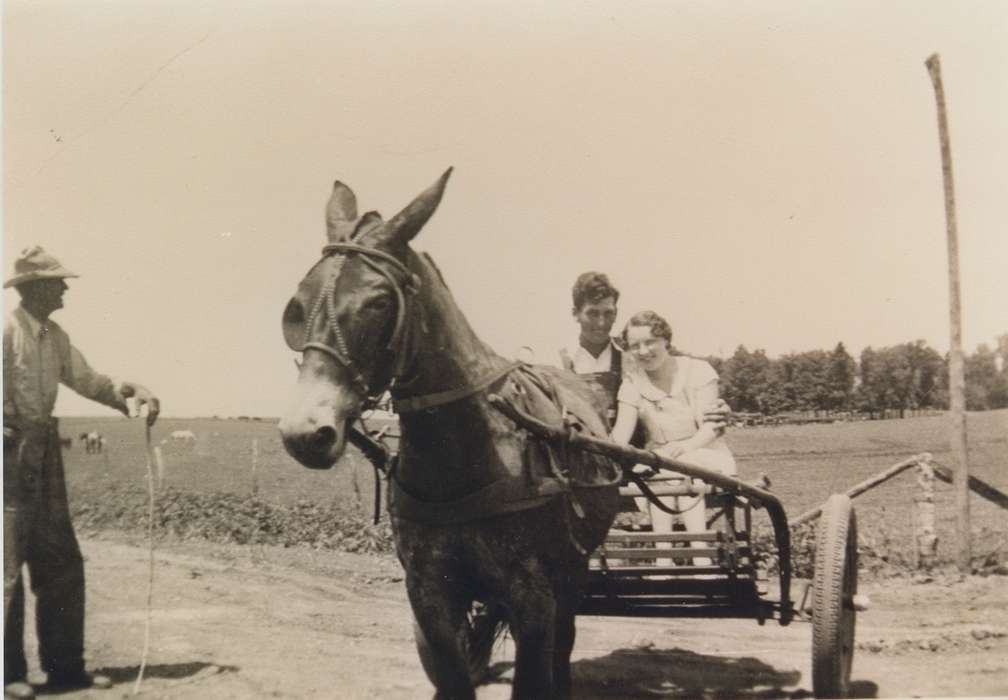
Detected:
left=392, top=361, right=520, bottom=414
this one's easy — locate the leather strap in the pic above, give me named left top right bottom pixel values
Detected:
left=388, top=473, right=567, bottom=524
left=321, top=243, right=418, bottom=287
left=392, top=361, right=520, bottom=414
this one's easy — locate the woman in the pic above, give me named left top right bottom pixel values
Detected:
left=609, top=310, right=736, bottom=567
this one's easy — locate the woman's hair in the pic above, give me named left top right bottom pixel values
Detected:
left=572, top=271, right=620, bottom=310
left=621, top=310, right=673, bottom=348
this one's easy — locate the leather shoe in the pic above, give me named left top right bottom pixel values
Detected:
left=3, top=681, right=35, bottom=700
left=45, top=671, right=112, bottom=691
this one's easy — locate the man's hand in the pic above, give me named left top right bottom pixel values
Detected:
left=653, top=441, right=686, bottom=460
left=631, top=463, right=656, bottom=478
left=120, top=382, right=161, bottom=426
left=702, top=398, right=732, bottom=435
left=4, top=425, right=21, bottom=454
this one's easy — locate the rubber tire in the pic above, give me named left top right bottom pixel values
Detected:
left=811, top=493, right=858, bottom=698
left=414, top=602, right=507, bottom=687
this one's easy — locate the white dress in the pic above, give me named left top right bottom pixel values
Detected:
left=617, top=355, right=736, bottom=566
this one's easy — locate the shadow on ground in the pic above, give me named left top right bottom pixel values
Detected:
left=551, top=648, right=881, bottom=699
left=571, top=647, right=807, bottom=699
left=97, top=661, right=237, bottom=684
left=31, top=662, right=238, bottom=695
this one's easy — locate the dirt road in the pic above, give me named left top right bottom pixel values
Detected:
left=18, top=536, right=1008, bottom=699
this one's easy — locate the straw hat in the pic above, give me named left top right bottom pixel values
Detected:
left=4, top=246, right=79, bottom=288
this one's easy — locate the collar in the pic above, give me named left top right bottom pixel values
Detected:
left=628, top=355, right=688, bottom=403
left=572, top=337, right=619, bottom=360
left=16, top=305, right=49, bottom=338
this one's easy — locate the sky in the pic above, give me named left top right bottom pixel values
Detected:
left=3, top=0, right=1006, bottom=418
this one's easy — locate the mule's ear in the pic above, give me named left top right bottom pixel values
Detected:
left=378, top=168, right=453, bottom=246
left=326, top=181, right=358, bottom=241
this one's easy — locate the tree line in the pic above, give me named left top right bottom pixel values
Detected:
left=701, top=333, right=1008, bottom=417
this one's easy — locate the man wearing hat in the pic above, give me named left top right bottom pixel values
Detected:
left=4, top=247, right=160, bottom=699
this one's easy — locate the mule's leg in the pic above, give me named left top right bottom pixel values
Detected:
left=551, top=576, right=580, bottom=700
left=508, top=583, right=556, bottom=700
left=407, top=580, right=476, bottom=700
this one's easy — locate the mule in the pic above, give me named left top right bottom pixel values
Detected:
left=278, top=169, right=621, bottom=699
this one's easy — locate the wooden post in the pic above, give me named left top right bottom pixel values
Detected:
left=153, top=446, right=165, bottom=490
left=791, top=454, right=927, bottom=527
left=931, top=461, right=1008, bottom=511
left=925, top=53, right=971, bottom=572
left=251, top=439, right=259, bottom=497
left=915, top=459, right=938, bottom=570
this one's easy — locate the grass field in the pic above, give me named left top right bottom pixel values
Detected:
left=61, top=416, right=374, bottom=507
left=58, top=409, right=1007, bottom=568
left=726, top=409, right=1007, bottom=568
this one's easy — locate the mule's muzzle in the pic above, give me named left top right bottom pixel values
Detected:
left=279, top=365, right=362, bottom=469
left=278, top=412, right=351, bottom=470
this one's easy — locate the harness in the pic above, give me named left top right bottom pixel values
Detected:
left=290, top=241, right=621, bottom=536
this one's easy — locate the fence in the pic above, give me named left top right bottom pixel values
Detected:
left=730, top=409, right=946, bottom=428
left=792, top=452, right=1008, bottom=570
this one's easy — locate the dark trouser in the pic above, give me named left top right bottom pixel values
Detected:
left=4, top=420, right=86, bottom=683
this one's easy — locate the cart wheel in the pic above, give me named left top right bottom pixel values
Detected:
left=414, top=602, right=507, bottom=686
left=812, top=493, right=858, bottom=698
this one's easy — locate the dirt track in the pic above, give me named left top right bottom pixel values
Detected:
left=18, top=536, right=1008, bottom=699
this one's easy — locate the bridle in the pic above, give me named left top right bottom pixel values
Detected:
left=289, top=240, right=520, bottom=416
left=296, top=242, right=420, bottom=408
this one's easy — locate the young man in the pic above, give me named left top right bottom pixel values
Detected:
left=4, top=247, right=160, bottom=699
left=559, top=271, right=625, bottom=421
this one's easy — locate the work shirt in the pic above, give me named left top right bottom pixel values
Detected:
left=559, top=338, right=626, bottom=423
left=559, top=338, right=622, bottom=375
left=3, top=306, right=126, bottom=430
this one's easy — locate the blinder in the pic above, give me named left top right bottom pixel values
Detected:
left=282, top=297, right=309, bottom=351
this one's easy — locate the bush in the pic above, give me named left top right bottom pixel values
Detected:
left=751, top=519, right=916, bottom=579
left=750, top=519, right=1004, bottom=580
left=71, top=484, right=394, bottom=554
left=750, top=522, right=816, bottom=579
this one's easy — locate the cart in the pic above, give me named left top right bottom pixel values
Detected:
left=487, top=396, right=860, bottom=699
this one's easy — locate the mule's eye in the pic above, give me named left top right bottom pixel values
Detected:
left=282, top=298, right=307, bottom=350
left=364, top=296, right=392, bottom=312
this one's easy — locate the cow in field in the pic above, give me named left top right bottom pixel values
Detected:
left=78, top=431, right=102, bottom=454
left=169, top=429, right=197, bottom=444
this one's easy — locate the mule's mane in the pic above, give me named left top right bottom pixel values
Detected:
left=388, top=245, right=511, bottom=405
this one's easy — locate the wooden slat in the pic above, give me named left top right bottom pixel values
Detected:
left=596, top=546, right=750, bottom=559
left=579, top=602, right=774, bottom=619
left=587, top=574, right=759, bottom=594
left=603, top=531, right=730, bottom=543
left=589, top=564, right=741, bottom=576
left=593, top=547, right=725, bottom=560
